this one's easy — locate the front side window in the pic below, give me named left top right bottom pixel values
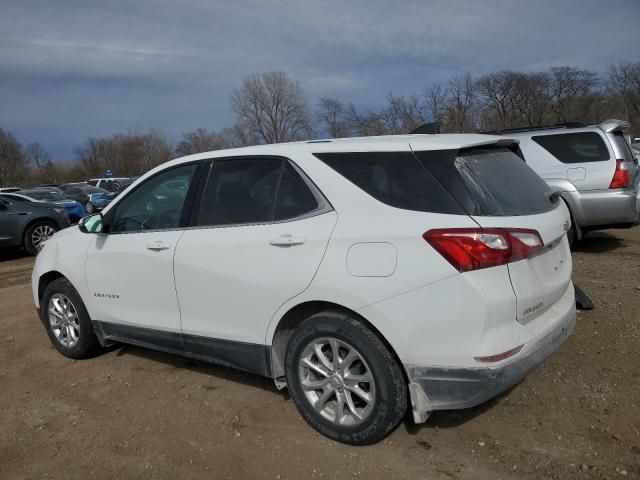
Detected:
left=198, top=158, right=323, bottom=227
left=532, top=132, right=610, bottom=163
left=110, top=164, right=197, bottom=233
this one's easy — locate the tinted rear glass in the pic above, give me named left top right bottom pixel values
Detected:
left=451, top=148, right=555, bottom=216
left=611, top=132, right=636, bottom=162
left=532, top=132, right=609, bottom=163
left=314, top=152, right=465, bottom=214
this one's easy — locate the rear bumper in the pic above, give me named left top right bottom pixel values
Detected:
left=405, top=294, right=576, bottom=423
left=569, top=188, right=639, bottom=228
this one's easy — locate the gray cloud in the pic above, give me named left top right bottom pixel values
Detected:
left=1, top=0, right=638, bottom=159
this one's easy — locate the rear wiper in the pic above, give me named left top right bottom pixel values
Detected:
left=547, top=191, right=561, bottom=203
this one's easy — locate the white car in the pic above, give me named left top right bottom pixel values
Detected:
left=32, top=134, right=576, bottom=444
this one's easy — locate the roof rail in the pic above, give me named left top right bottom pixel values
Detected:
left=481, top=122, right=588, bottom=135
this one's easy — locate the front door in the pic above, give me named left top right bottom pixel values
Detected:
left=85, top=163, right=200, bottom=339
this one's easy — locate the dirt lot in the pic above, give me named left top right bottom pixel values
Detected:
left=0, top=229, right=638, bottom=480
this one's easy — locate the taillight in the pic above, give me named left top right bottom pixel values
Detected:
left=423, top=228, right=543, bottom=272
left=609, top=159, right=629, bottom=189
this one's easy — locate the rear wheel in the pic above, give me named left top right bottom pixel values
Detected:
left=285, top=311, right=407, bottom=445
left=24, top=220, right=57, bottom=255
left=41, top=278, right=101, bottom=359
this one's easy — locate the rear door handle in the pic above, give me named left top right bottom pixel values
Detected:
left=269, top=235, right=306, bottom=247
left=146, top=241, right=171, bottom=251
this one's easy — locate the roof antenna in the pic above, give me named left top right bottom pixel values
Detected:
left=409, top=122, right=440, bottom=135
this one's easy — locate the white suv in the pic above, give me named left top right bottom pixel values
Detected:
left=32, top=134, right=576, bottom=444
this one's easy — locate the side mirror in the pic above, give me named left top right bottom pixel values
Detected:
left=79, top=213, right=103, bottom=234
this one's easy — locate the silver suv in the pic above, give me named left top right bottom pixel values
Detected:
left=496, top=120, right=640, bottom=243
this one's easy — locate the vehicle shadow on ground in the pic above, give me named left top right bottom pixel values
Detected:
left=0, top=248, right=30, bottom=262
left=573, top=232, right=624, bottom=253
left=402, top=387, right=514, bottom=434
left=113, top=343, right=290, bottom=399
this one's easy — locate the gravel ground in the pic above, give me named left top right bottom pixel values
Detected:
left=0, top=228, right=638, bottom=479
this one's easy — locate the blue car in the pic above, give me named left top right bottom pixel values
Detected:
left=17, top=188, right=86, bottom=222
left=59, top=184, right=115, bottom=214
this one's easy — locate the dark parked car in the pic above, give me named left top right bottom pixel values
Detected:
left=7, top=189, right=86, bottom=223
left=0, top=195, right=71, bottom=255
left=59, top=184, right=115, bottom=214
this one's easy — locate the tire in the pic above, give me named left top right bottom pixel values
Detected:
left=285, top=311, right=407, bottom=445
left=24, top=220, right=58, bottom=255
left=85, top=202, right=95, bottom=214
left=41, top=278, right=101, bottom=359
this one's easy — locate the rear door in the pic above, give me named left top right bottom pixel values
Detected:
left=174, top=157, right=336, bottom=351
left=414, top=145, right=572, bottom=324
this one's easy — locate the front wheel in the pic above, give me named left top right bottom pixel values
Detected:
left=285, top=311, right=407, bottom=445
left=41, top=278, right=101, bottom=359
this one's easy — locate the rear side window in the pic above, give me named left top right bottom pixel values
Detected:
left=314, top=152, right=464, bottom=214
left=275, top=163, right=319, bottom=220
left=532, top=132, right=610, bottom=163
left=199, top=159, right=282, bottom=226
left=198, top=158, right=323, bottom=226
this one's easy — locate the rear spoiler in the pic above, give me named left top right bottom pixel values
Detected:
left=598, top=119, right=630, bottom=133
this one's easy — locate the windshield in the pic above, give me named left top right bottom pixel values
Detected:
left=22, top=190, right=67, bottom=201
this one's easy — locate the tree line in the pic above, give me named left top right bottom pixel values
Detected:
left=1, top=62, right=639, bottom=187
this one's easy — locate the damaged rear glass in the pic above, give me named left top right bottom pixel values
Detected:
left=415, top=147, right=557, bottom=216
left=453, top=148, right=556, bottom=216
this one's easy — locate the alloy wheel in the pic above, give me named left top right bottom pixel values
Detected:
left=47, top=293, right=81, bottom=348
left=298, top=337, right=376, bottom=426
left=31, top=224, right=55, bottom=249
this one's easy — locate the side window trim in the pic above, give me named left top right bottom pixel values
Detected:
left=103, top=160, right=205, bottom=234
left=186, top=155, right=333, bottom=230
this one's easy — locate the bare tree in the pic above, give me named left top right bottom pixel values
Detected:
left=511, top=72, right=554, bottom=127
left=25, top=142, right=51, bottom=170
left=75, top=130, right=173, bottom=178
left=549, top=67, right=598, bottom=122
left=476, top=71, right=519, bottom=130
left=230, top=71, right=312, bottom=144
left=0, top=129, right=28, bottom=186
left=381, top=93, right=425, bottom=134
left=422, top=82, right=448, bottom=130
left=608, top=62, right=640, bottom=123
left=343, top=103, right=385, bottom=137
left=446, top=73, right=478, bottom=132
left=317, top=97, right=348, bottom=138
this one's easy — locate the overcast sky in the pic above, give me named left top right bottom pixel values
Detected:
left=1, top=0, right=639, bottom=160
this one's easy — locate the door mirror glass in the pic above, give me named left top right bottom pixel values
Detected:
left=79, top=213, right=103, bottom=233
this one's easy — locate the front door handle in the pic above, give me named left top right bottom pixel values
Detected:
left=269, top=235, right=306, bottom=247
left=146, top=241, right=171, bottom=251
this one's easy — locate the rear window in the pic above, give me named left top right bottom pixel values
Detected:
left=415, top=147, right=556, bottom=216
left=532, top=132, right=610, bottom=163
left=314, top=152, right=465, bottom=214
left=610, top=132, right=636, bottom=162
left=453, top=148, right=555, bottom=216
